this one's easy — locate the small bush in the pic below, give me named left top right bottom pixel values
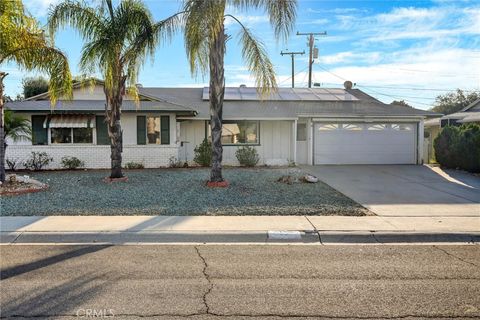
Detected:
left=23, top=152, right=53, bottom=171
left=124, top=161, right=144, bottom=169
left=168, top=156, right=185, bottom=168
left=193, top=139, right=212, bottom=166
left=61, top=156, right=85, bottom=170
left=235, top=146, right=259, bottom=167
left=6, top=158, right=20, bottom=171
left=434, top=124, right=480, bottom=173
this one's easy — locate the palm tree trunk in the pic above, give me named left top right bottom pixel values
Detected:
left=0, top=72, right=7, bottom=183
left=105, top=80, right=125, bottom=179
left=209, top=24, right=226, bottom=182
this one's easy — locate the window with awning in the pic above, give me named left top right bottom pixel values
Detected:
left=43, top=115, right=95, bottom=129
left=44, top=115, right=95, bottom=144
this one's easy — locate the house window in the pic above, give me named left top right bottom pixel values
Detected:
left=73, top=128, right=93, bottom=143
left=342, top=123, right=363, bottom=131
left=147, top=116, right=160, bottom=144
left=297, top=123, right=307, bottom=141
left=51, top=128, right=93, bottom=144
left=144, top=116, right=170, bottom=145
left=367, top=124, right=387, bottom=131
left=318, top=124, right=339, bottom=131
left=208, top=120, right=259, bottom=145
left=51, top=128, right=72, bottom=144
left=392, top=124, right=413, bottom=131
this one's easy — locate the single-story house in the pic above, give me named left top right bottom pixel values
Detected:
left=424, top=98, right=480, bottom=162
left=5, top=80, right=440, bottom=169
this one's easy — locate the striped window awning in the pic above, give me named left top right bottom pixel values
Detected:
left=43, top=115, right=95, bottom=129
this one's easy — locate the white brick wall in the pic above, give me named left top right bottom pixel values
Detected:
left=5, top=145, right=179, bottom=169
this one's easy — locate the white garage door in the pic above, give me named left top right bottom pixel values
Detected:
left=314, top=122, right=417, bottom=164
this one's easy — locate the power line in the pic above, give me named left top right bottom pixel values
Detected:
left=359, top=87, right=434, bottom=107
left=278, top=65, right=309, bottom=86
left=313, top=65, right=435, bottom=106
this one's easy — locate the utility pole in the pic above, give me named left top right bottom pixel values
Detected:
left=280, top=50, right=304, bottom=88
left=296, top=31, right=327, bottom=88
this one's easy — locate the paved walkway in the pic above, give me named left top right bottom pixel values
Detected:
left=1, top=216, right=479, bottom=244
left=303, top=165, right=480, bottom=217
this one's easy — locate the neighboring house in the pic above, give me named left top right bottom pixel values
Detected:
left=5, top=80, right=439, bottom=169
left=424, top=98, right=480, bottom=162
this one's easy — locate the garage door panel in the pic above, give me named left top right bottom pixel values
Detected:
left=314, top=122, right=416, bottom=165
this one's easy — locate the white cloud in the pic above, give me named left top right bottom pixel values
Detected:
left=276, top=47, right=480, bottom=109
left=315, top=51, right=382, bottom=65
left=224, top=15, right=269, bottom=27
left=24, top=0, right=61, bottom=17
left=335, top=6, right=480, bottom=43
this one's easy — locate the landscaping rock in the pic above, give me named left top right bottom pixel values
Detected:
left=1, top=168, right=369, bottom=216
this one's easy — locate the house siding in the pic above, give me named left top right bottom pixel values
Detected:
left=178, top=120, right=294, bottom=166
left=5, top=113, right=178, bottom=169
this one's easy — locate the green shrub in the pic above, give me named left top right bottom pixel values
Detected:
left=193, top=139, right=212, bottom=166
left=124, top=161, right=144, bottom=169
left=434, top=124, right=480, bottom=173
left=61, top=156, right=85, bottom=170
left=23, top=152, right=53, bottom=170
left=434, top=126, right=460, bottom=169
left=457, top=124, right=480, bottom=173
left=235, top=146, right=259, bottom=167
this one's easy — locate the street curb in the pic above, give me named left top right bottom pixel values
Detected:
left=1, top=231, right=478, bottom=245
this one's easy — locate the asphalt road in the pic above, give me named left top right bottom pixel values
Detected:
left=1, top=245, right=479, bottom=319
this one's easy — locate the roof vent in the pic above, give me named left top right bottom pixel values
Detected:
left=239, top=84, right=247, bottom=88
left=343, top=81, right=353, bottom=90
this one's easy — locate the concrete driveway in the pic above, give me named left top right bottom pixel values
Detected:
left=303, top=165, right=480, bottom=217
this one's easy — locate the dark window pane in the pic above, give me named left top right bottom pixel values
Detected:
left=73, top=128, right=93, bottom=143
left=31, top=115, right=47, bottom=145
left=160, top=116, right=170, bottom=145
left=137, top=116, right=146, bottom=145
left=96, top=116, right=109, bottom=145
left=51, top=128, right=71, bottom=144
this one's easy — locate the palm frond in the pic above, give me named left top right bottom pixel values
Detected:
left=1, top=1, right=73, bottom=106
left=48, top=0, right=104, bottom=42
left=226, top=14, right=276, bottom=95
left=4, top=109, right=32, bottom=142
left=227, top=0, right=297, bottom=41
left=183, top=0, right=225, bottom=77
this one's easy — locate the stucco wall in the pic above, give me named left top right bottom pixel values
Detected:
left=178, top=120, right=294, bottom=166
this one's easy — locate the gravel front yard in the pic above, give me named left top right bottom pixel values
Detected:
left=1, top=168, right=369, bottom=216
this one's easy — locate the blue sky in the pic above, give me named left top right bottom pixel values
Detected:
left=4, top=0, right=480, bottom=109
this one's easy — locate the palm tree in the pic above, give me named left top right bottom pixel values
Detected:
left=181, top=0, right=297, bottom=183
left=0, top=0, right=72, bottom=183
left=49, top=0, right=178, bottom=178
left=4, top=109, right=32, bottom=143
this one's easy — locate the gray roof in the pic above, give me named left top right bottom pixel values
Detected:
left=140, top=87, right=440, bottom=119
left=425, top=99, right=480, bottom=126
left=5, top=99, right=196, bottom=115
left=7, top=86, right=441, bottom=119
left=201, top=87, right=360, bottom=101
